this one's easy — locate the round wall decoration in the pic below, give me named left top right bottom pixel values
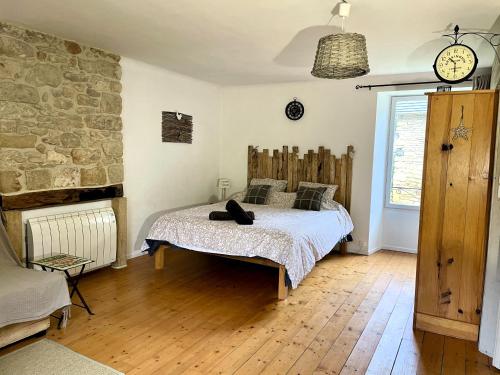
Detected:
left=285, top=98, right=304, bottom=121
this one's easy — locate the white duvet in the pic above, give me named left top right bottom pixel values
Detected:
left=141, top=202, right=354, bottom=288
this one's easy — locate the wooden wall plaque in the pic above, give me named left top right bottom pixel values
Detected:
left=162, top=112, right=193, bottom=144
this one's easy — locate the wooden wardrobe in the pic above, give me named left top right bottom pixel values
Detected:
left=414, top=89, right=499, bottom=341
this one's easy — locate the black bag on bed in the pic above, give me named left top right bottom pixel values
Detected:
left=209, top=211, right=255, bottom=221
left=225, top=200, right=254, bottom=225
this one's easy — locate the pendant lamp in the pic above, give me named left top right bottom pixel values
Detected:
left=311, top=1, right=369, bottom=79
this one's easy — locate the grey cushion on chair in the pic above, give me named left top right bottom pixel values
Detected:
left=293, top=186, right=327, bottom=211
left=242, top=185, right=272, bottom=205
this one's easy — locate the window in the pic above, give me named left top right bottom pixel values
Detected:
left=386, top=95, right=427, bottom=209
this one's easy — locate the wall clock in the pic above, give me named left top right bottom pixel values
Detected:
left=285, top=98, right=304, bottom=121
left=433, top=43, right=478, bottom=84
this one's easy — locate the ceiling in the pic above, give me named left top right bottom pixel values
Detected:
left=1, top=0, right=499, bottom=85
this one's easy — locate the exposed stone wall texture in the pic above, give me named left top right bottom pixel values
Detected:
left=0, top=22, right=123, bottom=194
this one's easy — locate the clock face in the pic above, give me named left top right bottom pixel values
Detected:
left=285, top=100, right=304, bottom=121
left=433, top=44, right=478, bottom=84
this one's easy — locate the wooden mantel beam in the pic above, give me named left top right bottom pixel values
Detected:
left=0, top=184, right=123, bottom=211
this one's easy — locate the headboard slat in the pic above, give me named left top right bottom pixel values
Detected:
left=282, top=147, right=289, bottom=189
left=310, top=150, right=317, bottom=183
left=287, top=151, right=293, bottom=193
left=318, top=146, right=324, bottom=183
left=247, top=145, right=354, bottom=212
left=323, top=149, right=331, bottom=184
left=272, top=150, right=279, bottom=179
left=292, top=151, right=299, bottom=192
left=329, top=155, right=336, bottom=185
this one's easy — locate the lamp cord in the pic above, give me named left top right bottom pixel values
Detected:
left=326, top=13, right=334, bottom=26
left=326, top=6, right=347, bottom=32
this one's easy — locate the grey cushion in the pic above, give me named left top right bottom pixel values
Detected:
left=298, top=181, right=338, bottom=207
left=293, top=186, right=327, bottom=211
left=243, top=184, right=272, bottom=205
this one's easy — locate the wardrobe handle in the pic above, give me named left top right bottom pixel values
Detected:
left=442, top=143, right=454, bottom=151
left=441, top=290, right=451, bottom=297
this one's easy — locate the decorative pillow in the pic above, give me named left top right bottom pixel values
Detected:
left=227, top=191, right=245, bottom=202
left=320, top=200, right=340, bottom=210
left=293, top=186, right=327, bottom=211
left=268, top=191, right=297, bottom=209
left=250, top=178, right=287, bottom=193
left=298, top=181, right=338, bottom=207
left=243, top=184, right=272, bottom=205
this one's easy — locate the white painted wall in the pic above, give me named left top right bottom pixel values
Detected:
left=371, top=90, right=424, bottom=255
left=368, top=92, right=391, bottom=253
left=479, top=55, right=500, bottom=359
left=382, top=209, right=420, bottom=253
left=218, top=72, right=445, bottom=254
left=121, top=58, right=221, bottom=256
left=479, top=113, right=500, bottom=360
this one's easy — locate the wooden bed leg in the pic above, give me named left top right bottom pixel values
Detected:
left=278, top=265, right=289, bottom=300
left=340, top=242, right=348, bottom=255
left=155, top=245, right=166, bottom=270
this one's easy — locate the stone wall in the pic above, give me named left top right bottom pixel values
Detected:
left=0, top=22, right=123, bottom=194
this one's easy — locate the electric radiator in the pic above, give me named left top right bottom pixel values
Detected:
left=26, top=208, right=117, bottom=272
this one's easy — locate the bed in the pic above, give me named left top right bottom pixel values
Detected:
left=143, top=145, right=354, bottom=299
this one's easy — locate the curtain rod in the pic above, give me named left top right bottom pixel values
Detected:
left=355, top=79, right=473, bottom=90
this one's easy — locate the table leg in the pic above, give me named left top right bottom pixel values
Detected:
left=65, top=266, right=94, bottom=315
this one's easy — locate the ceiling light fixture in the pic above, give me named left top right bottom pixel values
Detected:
left=311, top=0, right=370, bottom=79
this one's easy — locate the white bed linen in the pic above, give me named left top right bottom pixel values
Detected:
left=141, top=202, right=354, bottom=288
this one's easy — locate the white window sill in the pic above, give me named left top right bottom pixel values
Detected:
left=385, top=204, right=420, bottom=211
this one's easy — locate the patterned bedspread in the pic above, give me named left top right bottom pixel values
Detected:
left=141, top=202, right=354, bottom=288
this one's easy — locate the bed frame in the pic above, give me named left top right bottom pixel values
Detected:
left=0, top=318, right=49, bottom=348
left=155, top=145, right=354, bottom=300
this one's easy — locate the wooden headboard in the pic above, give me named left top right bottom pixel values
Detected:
left=247, top=145, right=354, bottom=212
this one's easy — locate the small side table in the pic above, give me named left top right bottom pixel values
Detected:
left=30, top=254, right=95, bottom=321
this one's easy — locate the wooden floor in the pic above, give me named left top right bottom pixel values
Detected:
left=1, top=249, right=498, bottom=374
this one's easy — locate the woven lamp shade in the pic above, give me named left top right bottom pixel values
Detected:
left=311, top=33, right=370, bottom=79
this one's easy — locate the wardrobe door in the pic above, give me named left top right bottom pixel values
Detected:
left=417, top=92, right=497, bottom=320
left=457, top=93, right=497, bottom=324
left=438, top=94, right=476, bottom=322
left=416, top=94, right=452, bottom=317
left=415, top=90, right=498, bottom=340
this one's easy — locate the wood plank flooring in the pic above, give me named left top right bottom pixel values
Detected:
left=1, top=249, right=498, bottom=374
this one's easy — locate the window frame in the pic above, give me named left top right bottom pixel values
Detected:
left=385, top=95, right=427, bottom=211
